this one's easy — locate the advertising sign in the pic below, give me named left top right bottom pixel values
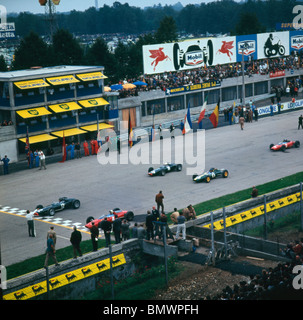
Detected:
left=257, top=31, right=289, bottom=59
left=236, top=34, right=257, bottom=61
left=143, top=36, right=236, bottom=75
left=290, top=30, right=303, bottom=53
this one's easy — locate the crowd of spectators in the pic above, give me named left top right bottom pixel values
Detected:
left=205, top=238, right=303, bottom=300
left=112, top=52, right=303, bottom=97
left=0, top=119, right=13, bottom=126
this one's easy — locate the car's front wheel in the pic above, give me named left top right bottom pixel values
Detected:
left=125, top=211, right=134, bottom=221
left=49, top=208, right=55, bottom=216
left=223, top=170, right=229, bottom=178
left=295, top=141, right=300, bottom=148
left=86, top=216, right=94, bottom=224
left=177, top=164, right=182, bottom=171
left=72, top=200, right=81, bottom=209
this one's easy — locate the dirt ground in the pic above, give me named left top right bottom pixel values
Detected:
left=152, top=255, right=278, bottom=300
left=151, top=229, right=302, bottom=300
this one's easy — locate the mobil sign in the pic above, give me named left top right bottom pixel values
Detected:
left=236, top=34, right=257, bottom=61
left=290, top=30, right=303, bottom=52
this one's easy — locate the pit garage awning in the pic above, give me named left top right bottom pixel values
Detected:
left=46, top=75, right=80, bottom=86
left=14, top=79, right=50, bottom=90
left=16, top=107, right=52, bottom=119
left=48, top=102, right=82, bottom=113
left=77, top=72, right=108, bottom=81
left=80, top=123, right=114, bottom=132
left=78, top=97, right=109, bottom=108
left=51, top=128, right=87, bottom=138
left=19, top=134, right=57, bottom=144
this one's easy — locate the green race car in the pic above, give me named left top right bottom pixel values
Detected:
left=192, top=167, right=229, bottom=183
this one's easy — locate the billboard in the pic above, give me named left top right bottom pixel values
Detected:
left=257, top=31, right=289, bottom=59
left=143, top=36, right=236, bottom=75
left=289, top=30, right=303, bottom=53
left=142, top=31, right=303, bottom=75
left=236, top=34, right=257, bottom=61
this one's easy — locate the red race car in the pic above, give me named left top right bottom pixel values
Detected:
left=85, top=208, right=134, bottom=229
left=270, top=139, right=300, bottom=151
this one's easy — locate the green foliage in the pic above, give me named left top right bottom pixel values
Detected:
left=8, top=0, right=297, bottom=37
left=0, top=55, right=8, bottom=71
left=12, top=31, right=50, bottom=70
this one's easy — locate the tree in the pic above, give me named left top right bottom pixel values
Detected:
left=12, top=32, right=50, bottom=70
left=85, top=37, right=116, bottom=82
left=51, top=29, right=84, bottom=65
left=155, top=16, right=178, bottom=43
left=0, top=55, right=7, bottom=71
left=234, top=12, right=265, bottom=35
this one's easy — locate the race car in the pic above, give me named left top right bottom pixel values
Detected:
left=269, top=139, right=300, bottom=151
left=148, top=163, right=182, bottom=176
left=85, top=208, right=134, bottom=229
left=192, top=168, right=229, bottom=183
left=34, top=197, right=80, bottom=217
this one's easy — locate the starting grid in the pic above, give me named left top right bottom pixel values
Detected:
left=0, top=206, right=89, bottom=232
left=204, top=192, right=301, bottom=230
left=3, top=253, right=126, bottom=300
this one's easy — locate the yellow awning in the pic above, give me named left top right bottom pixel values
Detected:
left=14, top=79, right=50, bottom=90
left=80, top=123, right=114, bottom=132
left=51, top=128, right=87, bottom=138
left=78, top=97, right=109, bottom=108
left=16, top=107, right=52, bottom=119
left=19, top=134, right=57, bottom=144
left=46, top=75, right=80, bottom=86
left=77, top=72, right=108, bottom=81
left=48, top=102, right=82, bottom=113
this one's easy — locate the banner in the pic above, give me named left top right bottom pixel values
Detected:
left=142, top=30, right=303, bottom=75
left=143, top=36, right=236, bottom=75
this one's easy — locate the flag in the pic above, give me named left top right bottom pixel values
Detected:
left=209, top=98, right=220, bottom=128
left=128, top=113, right=134, bottom=147
left=182, top=102, right=192, bottom=134
left=150, top=126, right=156, bottom=142
left=198, top=97, right=208, bottom=129
left=60, top=131, right=66, bottom=162
left=25, top=126, right=30, bottom=165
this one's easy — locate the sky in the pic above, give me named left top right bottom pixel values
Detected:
left=1, top=0, right=204, bottom=14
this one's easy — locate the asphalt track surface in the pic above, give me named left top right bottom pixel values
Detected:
left=1, top=109, right=303, bottom=266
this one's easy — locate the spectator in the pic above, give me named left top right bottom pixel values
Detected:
left=112, top=214, right=122, bottom=244
left=121, top=219, right=130, bottom=241
left=170, top=208, right=180, bottom=224
left=1, top=155, right=10, bottom=175
left=251, top=186, right=259, bottom=198
left=70, top=226, right=82, bottom=258
left=175, top=210, right=186, bottom=240
left=145, top=210, right=154, bottom=240
left=100, top=217, right=112, bottom=247
left=90, top=221, right=99, bottom=252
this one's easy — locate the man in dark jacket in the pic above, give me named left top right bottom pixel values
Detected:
left=112, top=214, right=122, bottom=244
left=70, top=226, right=82, bottom=258
left=90, top=222, right=99, bottom=251
left=145, top=210, right=154, bottom=240
left=100, top=217, right=112, bottom=247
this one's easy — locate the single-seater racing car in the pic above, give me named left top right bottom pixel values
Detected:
left=192, top=168, right=229, bottom=183
left=34, top=197, right=81, bottom=217
left=148, top=162, right=182, bottom=176
left=85, top=208, right=134, bottom=229
left=269, top=139, right=300, bottom=151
